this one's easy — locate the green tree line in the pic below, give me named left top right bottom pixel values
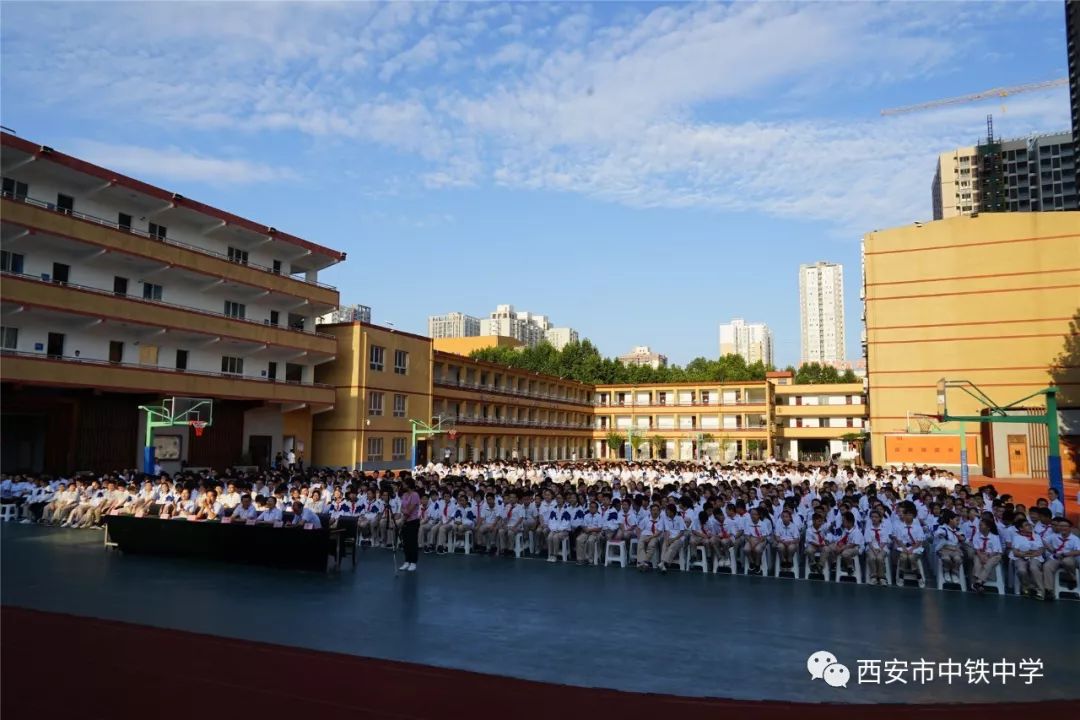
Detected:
left=469, top=340, right=857, bottom=385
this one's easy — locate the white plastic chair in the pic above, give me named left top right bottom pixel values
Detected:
left=0, top=504, right=18, bottom=523
left=449, top=528, right=473, bottom=555
left=691, top=545, right=710, bottom=573
left=628, top=537, right=640, bottom=564
left=604, top=539, right=627, bottom=568
left=935, top=554, right=967, bottom=591
left=804, top=551, right=830, bottom=582
left=513, top=532, right=527, bottom=558
left=774, top=548, right=801, bottom=579
left=980, top=563, right=1006, bottom=594
left=834, top=554, right=863, bottom=584
left=712, top=547, right=737, bottom=574
left=1053, top=567, right=1079, bottom=599
left=864, top=553, right=892, bottom=585
left=894, top=553, right=927, bottom=588
left=742, top=544, right=770, bottom=576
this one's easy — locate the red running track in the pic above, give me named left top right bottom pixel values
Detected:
left=1, top=606, right=1074, bottom=720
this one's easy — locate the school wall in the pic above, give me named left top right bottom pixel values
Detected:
left=862, top=212, right=1080, bottom=477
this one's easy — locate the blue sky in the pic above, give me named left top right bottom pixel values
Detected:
left=1, top=1, right=1072, bottom=366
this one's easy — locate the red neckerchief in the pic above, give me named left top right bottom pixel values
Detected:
left=505, top=504, right=514, bottom=520
left=1054, top=535, right=1069, bottom=554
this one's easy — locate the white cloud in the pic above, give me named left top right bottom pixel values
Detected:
left=70, top=141, right=298, bottom=186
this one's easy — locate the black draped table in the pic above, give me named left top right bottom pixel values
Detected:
left=104, top=515, right=344, bottom=572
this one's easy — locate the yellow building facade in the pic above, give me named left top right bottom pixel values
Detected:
left=863, top=212, right=1080, bottom=478
left=312, top=323, right=433, bottom=470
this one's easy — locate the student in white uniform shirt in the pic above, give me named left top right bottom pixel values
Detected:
left=535, top=490, right=557, bottom=553
left=933, top=510, right=965, bottom=582
left=575, top=501, right=603, bottom=565
left=1010, top=520, right=1047, bottom=599
left=804, top=514, right=830, bottom=575
left=1042, top=517, right=1080, bottom=597
left=743, top=507, right=770, bottom=575
left=256, top=496, right=283, bottom=525
left=600, top=501, right=622, bottom=543
left=496, top=491, right=526, bottom=556
left=970, top=518, right=1003, bottom=592
left=658, top=504, right=688, bottom=572
left=545, top=501, right=573, bottom=562
left=893, top=504, right=926, bottom=582
left=437, top=494, right=476, bottom=554
left=636, top=503, right=665, bottom=571
left=824, top=511, right=863, bottom=576
left=772, top=509, right=801, bottom=571
left=220, top=483, right=241, bottom=511
left=476, top=494, right=501, bottom=553
left=420, top=493, right=444, bottom=552
left=864, top=509, right=892, bottom=585
left=288, top=500, right=322, bottom=529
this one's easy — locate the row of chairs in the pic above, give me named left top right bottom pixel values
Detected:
left=414, top=527, right=1078, bottom=599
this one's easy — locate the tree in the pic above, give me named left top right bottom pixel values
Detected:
left=605, top=431, right=625, bottom=459
left=697, top=432, right=716, bottom=460
left=647, top=435, right=666, bottom=459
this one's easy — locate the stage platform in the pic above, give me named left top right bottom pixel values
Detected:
left=2, top=523, right=1077, bottom=716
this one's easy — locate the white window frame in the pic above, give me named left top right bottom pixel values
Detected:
left=393, top=393, right=407, bottom=417
left=369, top=345, right=385, bottom=371
left=368, top=391, right=384, bottom=416
left=394, top=349, right=408, bottom=375
left=366, top=437, right=383, bottom=460
left=391, top=437, right=407, bottom=461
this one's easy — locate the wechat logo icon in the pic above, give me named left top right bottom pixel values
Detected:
left=807, top=650, right=850, bottom=688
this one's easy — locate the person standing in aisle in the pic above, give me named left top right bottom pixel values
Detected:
left=399, top=476, right=421, bottom=573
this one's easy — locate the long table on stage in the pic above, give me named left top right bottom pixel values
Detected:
left=104, top=515, right=342, bottom=572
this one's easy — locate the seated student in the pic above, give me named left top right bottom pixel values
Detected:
left=658, top=503, right=688, bottom=573
left=255, top=496, right=283, bottom=525
left=1010, top=519, right=1047, bottom=599
left=306, top=489, right=327, bottom=515
left=230, top=494, right=260, bottom=523
left=325, top=488, right=347, bottom=515
left=496, top=491, right=525, bottom=556
left=437, top=494, right=476, bottom=554
left=358, top=490, right=382, bottom=542
left=42, top=483, right=75, bottom=525
left=636, top=503, right=665, bottom=571
left=618, top=498, right=641, bottom=543
left=772, top=509, right=801, bottom=570
left=1047, top=488, right=1065, bottom=518
left=824, top=511, right=863, bottom=576
left=933, top=509, right=965, bottom=582
left=864, top=509, right=892, bottom=584
left=419, top=493, right=441, bottom=552
left=287, top=500, right=322, bottom=529
left=545, top=499, right=573, bottom=563
left=220, top=482, right=242, bottom=511
left=688, top=509, right=713, bottom=562
left=1042, top=517, right=1080, bottom=598
left=476, top=493, right=501, bottom=553
left=534, top=489, right=556, bottom=553
left=575, top=501, right=603, bottom=565
left=68, top=481, right=110, bottom=528
left=970, top=518, right=1003, bottom=592
left=893, top=503, right=927, bottom=584
left=521, top=490, right=540, bottom=539
left=743, top=507, right=770, bottom=575
left=804, top=513, right=830, bottom=575
left=433, top=491, right=460, bottom=553
left=600, top=499, right=623, bottom=543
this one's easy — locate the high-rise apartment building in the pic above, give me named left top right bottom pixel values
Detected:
left=0, top=132, right=344, bottom=474
left=799, top=262, right=845, bottom=364
left=479, top=304, right=577, bottom=349
left=931, top=131, right=1078, bottom=219
left=1067, top=0, right=1079, bottom=159
left=427, top=312, right=481, bottom=339
left=718, top=318, right=774, bottom=367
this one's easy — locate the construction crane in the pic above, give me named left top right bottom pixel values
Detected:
left=880, top=78, right=1068, bottom=116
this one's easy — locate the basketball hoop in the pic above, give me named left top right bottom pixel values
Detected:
left=447, top=429, right=459, bottom=441
left=190, top=420, right=209, bottom=438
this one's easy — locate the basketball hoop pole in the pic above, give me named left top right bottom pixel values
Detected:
left=408, top=416, right=451, bottom=468
left=937, top=380, right=1063, bottom=499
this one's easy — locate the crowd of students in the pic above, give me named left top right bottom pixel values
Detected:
left=2, top=459, right=1077, bottom=600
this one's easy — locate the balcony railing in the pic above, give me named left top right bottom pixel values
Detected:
left=0, top=348, right=332, bottom=389
left=593, top=399, right=767, bottom=408
left=447, top=415, right=593, bottom=431
left=433, top=377, right=592, bottom=406
left=1, top=192, right=337, bottom=290
left=0, top=271, right=336, bottom=341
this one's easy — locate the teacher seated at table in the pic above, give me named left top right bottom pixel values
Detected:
left=255, top=496, right=283, bottom=525
left=195, top=489, right=224, bottom=521
left=288, top=500, right=322, bottom=529
left=231, top=494, right=259, bottom=523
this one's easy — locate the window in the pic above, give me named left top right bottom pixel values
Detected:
left=272, top=260, right=282, bottom=275
left=46, top=332, right=64, bottom=358
left=224, top=300, right=246, bottom=319
left=366, top=437, right=383, bottom=461
left=391, top=437, right=407, bottom=461
left=56, top=194, right=74, bottom=214
left=268, top=310, right=279, bottom=327
left=113, top=276, right=128, bottom=296
left=394, top=349, right=408, bottom=375
left=368, top=391, right=384, bottom=416
left=847, top=417, right=855, bottom=428
left=142, top=283, right=162, bottom=301
left=118, top=213, right=132, bottom=231
left=267, top=361, right=278, bottom=380
left=109, top=341, right=124, bottom=364
left=369, top=344, right=385, bottom=371
left=49, top=262, right=70, bottom=285
left=227, top=246, right=249, bottom=265
left=393, top=393, right=407, bottom=417
left=2, top=177, right=28, bottom=199
left=221, top=355, right=244, bottom=375
left=149, top=222, right=167, bottom=240
left=285, top=363, right=303, bottom=383
left=1, top=251, right=25, bottom=274
left=176, top=349, right=188, bottom=370
left=0, top=326, right=17, bottom=350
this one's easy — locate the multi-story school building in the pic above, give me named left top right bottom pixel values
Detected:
left=0, top=132, right=345, bottom=474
